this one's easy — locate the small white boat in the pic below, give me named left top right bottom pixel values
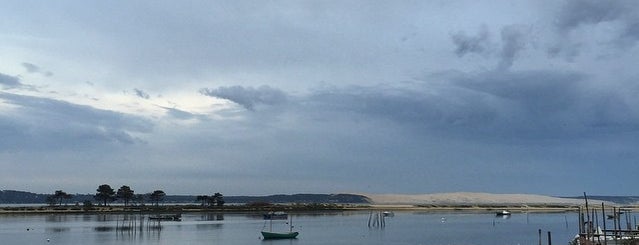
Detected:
left=495, top=210, right=511, bottom=216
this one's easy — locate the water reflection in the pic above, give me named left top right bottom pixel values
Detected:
left=0, top=212, right=580, bottom=245
left=260, top=238, right=299, bottom=245
left=94, top=226, right=114, bottom=232
left=45, top=214, right=69, bottom=222
left=46, top=227, right=70, bottom=233
left=199, top=213, right=224, bottom=221
left=114, top=226, right=162, bottom=243
left=196, top=223, right=223, bottom=230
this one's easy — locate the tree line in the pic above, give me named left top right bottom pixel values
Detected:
left=47, top=184, right=224, bottom=207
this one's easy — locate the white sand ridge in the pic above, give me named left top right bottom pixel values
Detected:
left=362, top=192, right=592, bottom=205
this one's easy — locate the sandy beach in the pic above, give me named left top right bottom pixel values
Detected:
left=363, top=192, right=591, bottom=205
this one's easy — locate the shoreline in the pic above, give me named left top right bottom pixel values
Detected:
left=1, top=203, right=621, bottom=215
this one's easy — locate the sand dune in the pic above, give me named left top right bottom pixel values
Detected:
left=363, top=192, right=590, bottom=205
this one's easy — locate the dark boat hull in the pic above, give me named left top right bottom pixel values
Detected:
left=261, top=231, right=299, bottom=239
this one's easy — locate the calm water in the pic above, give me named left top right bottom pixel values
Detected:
left=0, top=211, right=579, bottom=245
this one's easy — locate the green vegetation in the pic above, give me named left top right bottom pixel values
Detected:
left=45, top=190, right=73, bottom=206
left=116, top=186, right=134, bottom=207
left=149, top=190, right=166, bottom=206
left=196, top=193, right=225, bottom=207
left=94, top=184, right=116, bottom=206
left=0, top=189, right=369, bottom=207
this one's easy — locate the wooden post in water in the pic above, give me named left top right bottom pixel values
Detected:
left=584, top=192, right=591, bottom=241
left=547, top=231, right=552, bottom=245
left=578, top=207, right=583, bottom=235
left=538, top=229, right=542, bottom=245
left=626, top=212, right=631, bottom=232
left=602, top=203, right=607, bottom=245
left=613, top=207, right=618, bottom=243
left=595, top=209, right=601, bottom=244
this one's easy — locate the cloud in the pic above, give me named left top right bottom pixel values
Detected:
left=498, top=26, right=527, bottom=70
left=200, top=85, right=287, bottom=110
left=450, top=26, right=491, bottom=57
left=161, top=106, right=198, bottom=120
left=134, top=88, right=150, bottom=99
left=555, top=0, right=626, bottom=32
left=0, top=73, right=23, bottom=89
left=299, top=69, right=639, bottom=141
left=451, top=25, right=528, bottom=70
left=2, top=0, right=638, bottom=195
left=549, top=0, right=639, bottom=58
left=21, top=62, right=53, bottom=77
left=0, top=92, right=153, bottom=151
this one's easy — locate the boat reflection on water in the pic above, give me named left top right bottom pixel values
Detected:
left=263, top=211, right=288, bottom=220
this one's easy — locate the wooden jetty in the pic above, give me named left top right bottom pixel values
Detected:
left=571, top=193, right=639, bottom=245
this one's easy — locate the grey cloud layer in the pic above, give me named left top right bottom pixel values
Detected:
left=550, top=0, right=639, bottom=57
left=0, top=73, right=23, bottom=89
left=450, top=25, right=528, bottom=70
left=200, top=85, right=287, bottom=110
left=451, top=26, right=491, bottom=57
left=21, top=63, right=53, bottom=77
left=0, top=92, right=152, bottom=151
left=202, top=67, right=638, bottom=141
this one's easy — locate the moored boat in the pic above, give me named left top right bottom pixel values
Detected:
left=261, top=214, right=298, bottom=240
left=261, top=231, right=299, bottom=239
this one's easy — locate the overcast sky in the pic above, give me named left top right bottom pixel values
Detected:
left=1, top=0, right=638, bottom=196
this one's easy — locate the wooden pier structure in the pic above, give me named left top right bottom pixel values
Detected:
left=573, top=193, right=639, bottom=245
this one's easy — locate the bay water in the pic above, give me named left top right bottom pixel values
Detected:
left=0, top=211, right=578, bottom=244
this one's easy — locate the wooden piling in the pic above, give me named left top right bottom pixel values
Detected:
left=538, top=229, right=542, bottom=245
left=602, top=203, right=607, bottom=245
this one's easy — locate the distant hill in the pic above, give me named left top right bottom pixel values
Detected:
left=0, top=190, right=47, bottom=203
left=0, top=190, right=369, bottom=205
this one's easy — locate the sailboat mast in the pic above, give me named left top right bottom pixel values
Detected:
left=289, top=215, right=293, bottom=233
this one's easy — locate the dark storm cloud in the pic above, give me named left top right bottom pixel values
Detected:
left=450, top=26, right=491, bottom=57
left=200, top=85, right=287, bottom=110
left=134, top=88, right=150, bottom=99
left=301, top=69, right=639, bottom=140
left=0, top=92, right=153, bottom=151
left=0, top=73, right=23, bottom=89
left=445, top=70, right=639, bottom=137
